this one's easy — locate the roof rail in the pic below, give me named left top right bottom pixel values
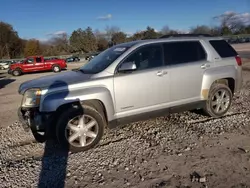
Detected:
left=159, top=34, right=213, bottom=38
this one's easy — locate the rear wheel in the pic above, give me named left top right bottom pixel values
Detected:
left=202, top=83, right=232, bottom=118
left=52, top=65, right=61, bottom=73
left=12, top=69, right=21, bottom=76
left=56, top=104, right=105, bottom=153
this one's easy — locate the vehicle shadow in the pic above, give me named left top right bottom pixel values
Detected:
left=0, top=78, right=16, bottom=89
left=37, top=80, right=82, bottom=187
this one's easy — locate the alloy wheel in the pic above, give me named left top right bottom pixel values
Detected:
left=211, top=89, right=230, bottom=114
left=54, top=66, right=60, bottom=72
left=65, top=114, right=99, bottom=148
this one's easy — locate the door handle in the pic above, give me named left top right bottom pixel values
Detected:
left=156, top=70, right=167, bottom=76
left=201, top=64, right=210, bottom=69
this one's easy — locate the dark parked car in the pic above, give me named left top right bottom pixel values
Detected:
left=65, top=56, right=80, bottom=63
left=85, top=52, right=100, bottom=61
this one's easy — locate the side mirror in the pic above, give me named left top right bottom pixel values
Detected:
left=118, top=61, right=137, bottom=72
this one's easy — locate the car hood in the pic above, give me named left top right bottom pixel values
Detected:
left=18, top=70, right=93, bottom=94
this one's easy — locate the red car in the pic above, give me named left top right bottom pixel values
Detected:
left=8, top=56, right=67, bottom=76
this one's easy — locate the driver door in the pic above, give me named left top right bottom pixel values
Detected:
left=113, top=43, right=170, bottom=119
left=22, top=57, right=35, bottom=72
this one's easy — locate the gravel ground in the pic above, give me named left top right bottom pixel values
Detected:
left=0, top=61, right=250, bottom=188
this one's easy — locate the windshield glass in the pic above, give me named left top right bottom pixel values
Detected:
left=79, top=45, right=130, bottom=74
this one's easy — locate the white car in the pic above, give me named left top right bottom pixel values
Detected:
left=0, top=62, right=10, bottom=70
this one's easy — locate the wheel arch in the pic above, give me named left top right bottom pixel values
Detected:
left=12, top=67, right=23, bottom=75
left=40, top=87, right=115, bottom=122
left=201, top=77, right=235, bottom=100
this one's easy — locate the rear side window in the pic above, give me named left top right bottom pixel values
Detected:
left=209, top=40, right=238, bottom=58
left=163, top=41, right=206, bottom=65
left=36, top=57, right=42, bottom=63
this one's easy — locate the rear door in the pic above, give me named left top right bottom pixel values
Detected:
left=34, top=57, right=45, bottom=71
left=163, top=40, right=212, bottom=105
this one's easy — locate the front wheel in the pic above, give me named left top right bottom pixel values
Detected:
left=202, top=83, right=233, bottom=118
left=52, top=65, right=61, bottom=73
left=12, top=69, right=21, bottom=76
left=31, top=130, right=46, bottom=143
left=56, top=104, right=105, bottom=153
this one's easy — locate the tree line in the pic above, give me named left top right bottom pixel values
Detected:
left=1, top=12, right=250, bottom=59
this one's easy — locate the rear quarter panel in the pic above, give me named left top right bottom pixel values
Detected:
left=43, top=59, right=66, bottom=70
left=201, top=65, right=238, bottom=99
left=200, top=38, right=242, bottom=98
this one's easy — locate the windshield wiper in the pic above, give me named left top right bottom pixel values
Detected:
left=78, top=69, right=94, bottom=74
left=71, top=68, right=80, bottom=71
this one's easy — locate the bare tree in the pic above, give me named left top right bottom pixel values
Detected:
left=213, top=12, right=245, bottom=33
left=161, top=25, right=170, bottom=35
left=105, top=25, right=120, bottom=41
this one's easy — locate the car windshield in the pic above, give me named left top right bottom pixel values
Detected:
left=79, top=45, right=130, bottom=74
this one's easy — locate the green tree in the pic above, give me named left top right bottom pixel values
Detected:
left=111, top=32, right=127, bottom=44
left=161, top=25, right=170, bottom=35
left=50, top=33, right=70, bottom=55
left=105, top=25, right=120, bottom=41
left=131, top=31, right=145, bottom=41
left=69, top=27, right=97, bottom=53
left=97, top=37, right=109, bottom=51
left=84, top=27, right=98, bottom=52
left=245, top=26, right=250, bottom=34
left=24, top=39, right=41, bottom=57
left=143, top=26, right=158, bottom=39
left=221, top=26, right=232, bottom=35
left=0, top=21, right=23, bottom=58
left=190, top=25, right=212, bottom=34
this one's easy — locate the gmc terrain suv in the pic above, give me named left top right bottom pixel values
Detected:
left=17, top=35, right=242, bottom=152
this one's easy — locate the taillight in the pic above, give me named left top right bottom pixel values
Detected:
left=235, top=56, right=242, bottom=66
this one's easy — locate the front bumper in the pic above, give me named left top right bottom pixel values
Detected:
left=18, top=107, right=55, bottom=133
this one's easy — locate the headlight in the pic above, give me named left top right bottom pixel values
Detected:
left=21, top=88, right=42, bottom=107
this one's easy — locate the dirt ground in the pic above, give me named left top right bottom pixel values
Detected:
left=0, top=59, right=250, bottom=188
left=232, top=43, right=250, bottom=51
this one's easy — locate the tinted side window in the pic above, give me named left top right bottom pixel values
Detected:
left=163, top=41, right=206, bottom=65
left=36, top=57, right=42, bottom=63
left=209, top=40, right=238, bottom=58
left=123, top=44, right=163, bottom=71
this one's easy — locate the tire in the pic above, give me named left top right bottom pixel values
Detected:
left=55, top=104, right=105, bottom=153
left=202, top=83, right=232, bottom=118
left=52, top=65, right=61, bottom=73
left=12, top=69, right=21, bottom=76
left=31, top=130, right=46, bottom=143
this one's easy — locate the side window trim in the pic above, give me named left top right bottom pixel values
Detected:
left=115, top=43, right=164, bottom=74
left=163, top=40, right=207, bottom=67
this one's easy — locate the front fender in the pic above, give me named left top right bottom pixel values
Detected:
left=40, top=87, right=115, bottom=121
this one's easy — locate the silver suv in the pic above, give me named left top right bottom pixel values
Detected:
left=18, top=35, right=243, bottom=152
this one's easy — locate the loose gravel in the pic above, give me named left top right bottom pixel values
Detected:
left=0, top=70, right=250, bottom=188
